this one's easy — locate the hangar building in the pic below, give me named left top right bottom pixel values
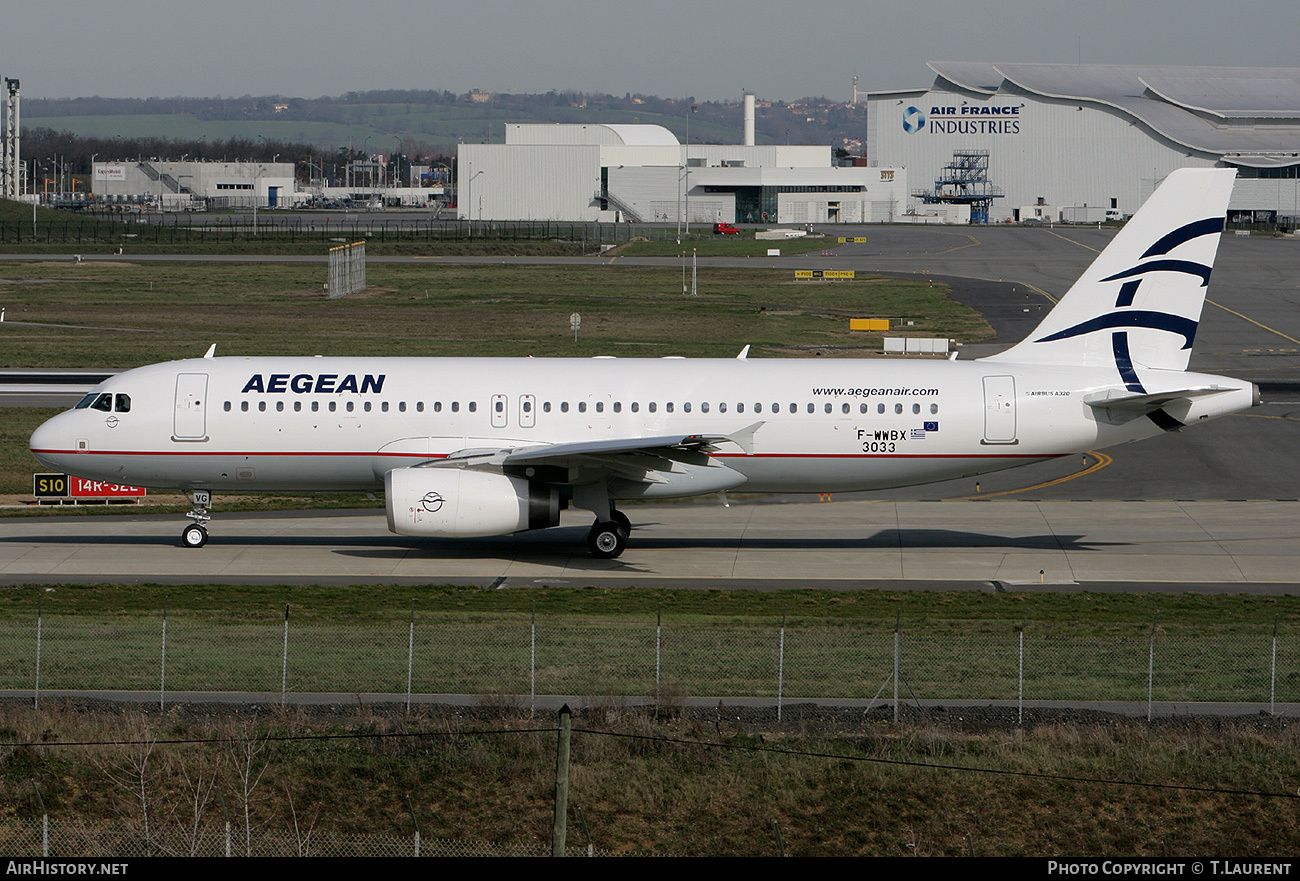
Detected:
left=91, top=160, right=296, bottom=209
left=867, top=62, right=1300, bottom=223
left=457, top=123, right=907, bottom=224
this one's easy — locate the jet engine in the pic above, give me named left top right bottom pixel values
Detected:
left=385, top=467, right=560, bottom=538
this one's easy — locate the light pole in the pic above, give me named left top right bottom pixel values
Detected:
left=467, top=169, right=484, bottom=224
left=684, top=103, right=698, bottom=236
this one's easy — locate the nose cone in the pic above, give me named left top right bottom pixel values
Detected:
left=29, top=412, right=70, bottom=470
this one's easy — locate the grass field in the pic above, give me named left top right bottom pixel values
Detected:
left=2, top=583, right=1297, bottom=699
left=0, top=260, right=988, bottom=366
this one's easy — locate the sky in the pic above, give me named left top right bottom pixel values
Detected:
left=3, top=0, right=1298, bottom=103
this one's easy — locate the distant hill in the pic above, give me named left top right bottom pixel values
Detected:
left=23, top=89, right=865, bottom=157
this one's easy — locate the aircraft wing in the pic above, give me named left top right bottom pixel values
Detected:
left=433, top=424, right=764, bottom=488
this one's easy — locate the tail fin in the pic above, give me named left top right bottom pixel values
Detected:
left=990, top=167, right=1235, bottom=376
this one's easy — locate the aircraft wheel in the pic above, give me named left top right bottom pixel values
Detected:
left=587, top=521, right=628, bottom=559
left=182, top=523, right=208, bottom=548
left=610, top=509, right=632, bottom=535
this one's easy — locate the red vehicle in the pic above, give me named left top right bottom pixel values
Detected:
left=713, top=222, right=740, bottom=235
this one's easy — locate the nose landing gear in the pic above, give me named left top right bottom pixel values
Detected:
left=181, top=489, right=211, bottom=548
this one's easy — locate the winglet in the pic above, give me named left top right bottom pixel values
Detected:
left=203, top=344, right=217, bottom=359
left=723, top=421, right=765, bottom=454
left=736, top=345, right=751, bottom=360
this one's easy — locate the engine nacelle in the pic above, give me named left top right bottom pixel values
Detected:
left=385, top=468, right=560, bottom=538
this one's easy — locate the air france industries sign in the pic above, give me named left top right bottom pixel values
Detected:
left=903, top=104, right=1022, bottom=135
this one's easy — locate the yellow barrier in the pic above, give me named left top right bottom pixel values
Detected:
left=849, top=318, right=890, bottom=331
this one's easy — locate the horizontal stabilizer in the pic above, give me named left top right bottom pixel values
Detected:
left=1083, top=385, right=1236, bottom=412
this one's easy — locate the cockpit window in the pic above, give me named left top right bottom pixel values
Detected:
left=114, top=394, right=131, bottom=413
left=74, top=393, right=99, bottom=409
left=90, top=394, right=113, bottom=412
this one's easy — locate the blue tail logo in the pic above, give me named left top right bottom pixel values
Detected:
left=1033, top=217, right=1224, bottom=391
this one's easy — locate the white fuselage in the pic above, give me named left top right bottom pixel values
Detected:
left=28, top=355, right=1254, bottom=498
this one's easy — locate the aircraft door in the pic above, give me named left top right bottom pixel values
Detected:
left=173, top=373, right=209, bottom=441
left=519, top=395, right=536, bottom=428
left=491, top=394, right=508, bottom=428
left=981, top=375, right=1017, bottom=444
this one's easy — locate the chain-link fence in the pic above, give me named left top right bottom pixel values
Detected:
left=2, top=603, right=1296, bottom=716
left=0, top=818, right=561, bottom=857
left=0, top=217, right=691, bottom=246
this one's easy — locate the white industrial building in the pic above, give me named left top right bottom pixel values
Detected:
left=457, top=119, right=907, bottom=224
left=92, top=160, right=296, bottom=209
left=867, top=62, right=1300, bottom=223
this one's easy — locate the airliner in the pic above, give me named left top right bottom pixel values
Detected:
left=30, top=168, right=1257, bottom=557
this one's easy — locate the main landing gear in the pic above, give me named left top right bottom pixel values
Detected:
left=181, top=489, right=212, bottom=548
left=586, top=509, right=632, bottom=559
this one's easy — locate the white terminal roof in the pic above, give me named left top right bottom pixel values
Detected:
left=927, top=62, right=1300, bottom=167
left=507, top=123, right=680, bottom=146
